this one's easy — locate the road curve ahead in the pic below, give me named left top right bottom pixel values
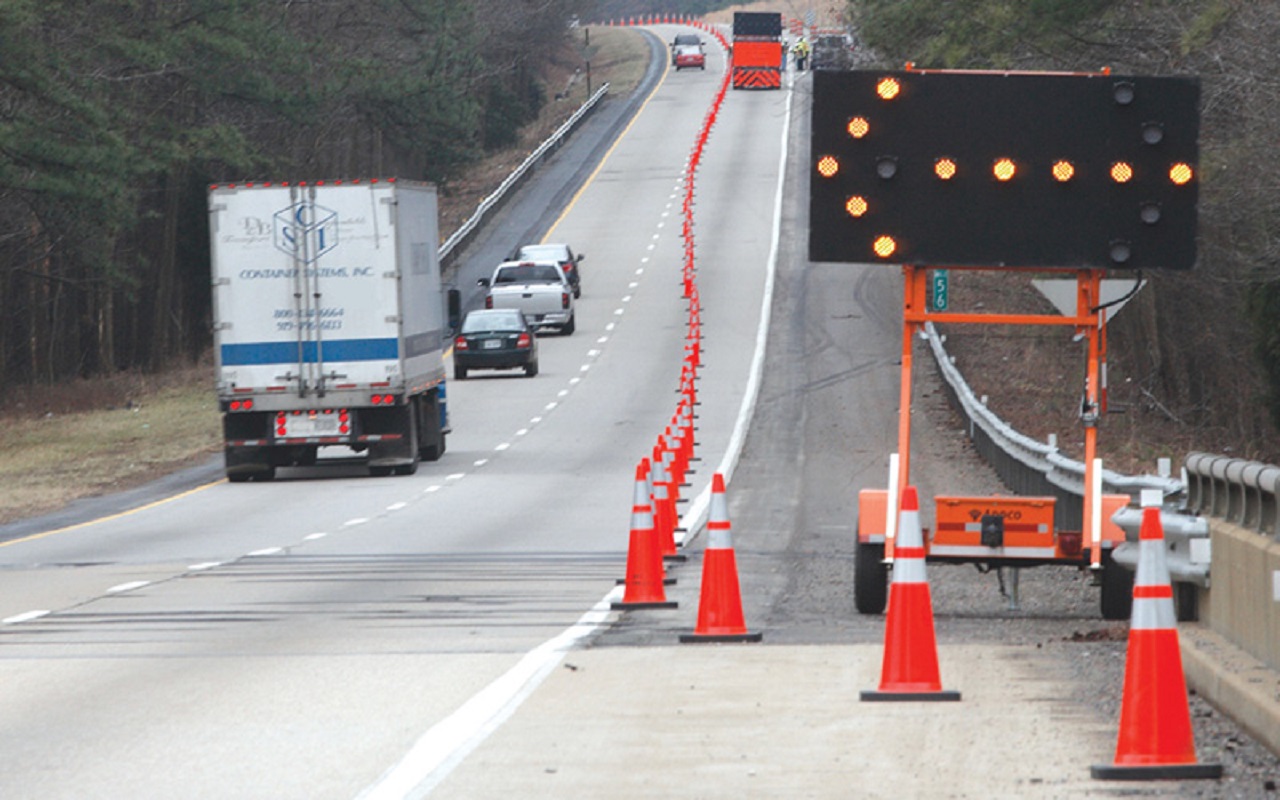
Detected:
left=0, top=23, right=777, bottom=800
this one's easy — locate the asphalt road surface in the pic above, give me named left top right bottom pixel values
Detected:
left=2, top=24, right=1277, bottom=800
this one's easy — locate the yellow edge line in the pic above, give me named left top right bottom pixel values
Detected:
left=542, top=32, right=671, bottom=243
left=1, top=478, right=226, bottom=547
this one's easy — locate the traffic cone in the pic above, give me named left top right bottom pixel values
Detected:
left=1091, top=505, right=1222, bottom=780
left=650, top=449, right=685, bottom=561
left=680, top=473, right=762, bottom=643
left=861, top=486, right=960, bottom=701
left=612, top=461, right=677, bottom=610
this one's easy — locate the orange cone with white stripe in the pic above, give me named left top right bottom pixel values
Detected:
left=1091, top=500, right=1221, bottom=780
left=680, top=473, right=762, bottom=643
left=861, top=486, right=960, bottom=701
left=612, top=460, right=677, bottom=610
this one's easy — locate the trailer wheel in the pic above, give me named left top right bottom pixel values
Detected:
left=418, top=390, right=446, bottom=462
left=1100, top=554, right=1134, bottom=620
left=855, top=540, right=888, bottom=614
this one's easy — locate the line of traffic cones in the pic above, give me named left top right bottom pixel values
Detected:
left=862, top=485, right=960, bottom=701
left=611, top=38, right=755, bottom=644
left=1091, top=496, right=1222, bottom=781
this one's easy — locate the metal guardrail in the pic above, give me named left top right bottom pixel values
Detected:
left=1184, top=452, right=1280, bottom=540
left=437, top=82, right=611, bottom=272
left=923, top=323, right=1182, bottom=532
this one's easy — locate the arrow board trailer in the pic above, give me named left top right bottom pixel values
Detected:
left=209, top=180, right=450, bottom=481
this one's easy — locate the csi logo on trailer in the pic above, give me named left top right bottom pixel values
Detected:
left=809, top=69, right=1201, bottom=270
left=274, top=201, right=339, bottom=262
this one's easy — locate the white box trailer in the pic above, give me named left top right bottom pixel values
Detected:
left=209, top=179, right=456, bottom=480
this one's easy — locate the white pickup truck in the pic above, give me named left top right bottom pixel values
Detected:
left=478, top=260, right=576, bottom=335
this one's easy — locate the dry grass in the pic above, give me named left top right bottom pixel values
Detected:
left=0, top=361, right=221, bottom=524
left=0, top=27, right=651, bottom=526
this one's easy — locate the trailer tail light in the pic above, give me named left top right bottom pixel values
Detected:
left=561, top=292, right=570, bottom=309
left=230, top=399, right=254, bottom=411
left=370, top=394, right=396, bottom=405
left=516, top=332, right=532, bottom=349
left=454, top=336, right=469, bottom=351
left=339, top=408, right=350, bottom=434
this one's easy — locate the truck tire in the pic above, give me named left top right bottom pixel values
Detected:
left=561, top=315, right=575, bottom=336
left=855, top=539, right=888, bottom=614
left=418, top=390, right=446, bottom=462
left=1100, top=553, right=1134, bottom=620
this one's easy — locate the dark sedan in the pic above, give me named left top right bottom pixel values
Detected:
left=453, top=309, right=539, bottom=379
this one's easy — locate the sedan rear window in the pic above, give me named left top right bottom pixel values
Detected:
left=462, top=311, right=524, bottom=333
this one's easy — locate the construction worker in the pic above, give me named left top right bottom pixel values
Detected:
left=793, top=37, right=810, bottom=71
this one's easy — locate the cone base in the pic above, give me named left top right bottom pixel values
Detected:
left=611, top=600, right=678, bottom=610
left=616, top=577, right=677, bottom=586
left=663, top=553, right=688, bottom=563
left=1091, top=762, right=1222, bottom=781
left=679, top=631, right=763, bottom=644
left=860, top=689, right=961, bottom=702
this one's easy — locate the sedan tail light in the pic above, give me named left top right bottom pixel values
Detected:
left=454, top=336, right=469, bottom=351
left=516, top=332, right=532, bottom=349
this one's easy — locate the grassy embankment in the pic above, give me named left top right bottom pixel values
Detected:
left=0, top=25, right=650, bottom=525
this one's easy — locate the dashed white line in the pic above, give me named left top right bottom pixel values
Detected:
left=344, top=518, right=369, bottom=527
left=587, top=349, right=600, bottom=357
left=515, top=428, right=529, bottom=437
left=387, top=502, right=407, bottom=511
left=495, top=443, right=510, bottom=452
left=446, top=473, right=466, bottom=481
left=248, top=547, right=283, bottom=557
left=188, top=561, right=223, bottom=571
left=530, top=416, right=543, bottom=424
left=597, top=336, right=609, bottom=344
left=425, top=485, right=443, bottom=493
left=474, top=459, right=489, bottom=467
left=107, top=581, right=151, bottom=594
left=304, top=533, right=328, bottom=541
left=569, top=377, right=582, bottom=386
left=545, top=402, right=558, bottom=411
left=3, top=610, right=50, bottom=624
left=579, top=364, right=591, bottom=373
left=558, top=389, right=569, bottom=398
left=613, top=308, right=625, bottom=316
left=622, top=295, right=632, bottom=302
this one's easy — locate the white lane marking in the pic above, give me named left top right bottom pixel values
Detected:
left=515, top=428, right=529, bottom=437
left=579, top=364, right=591, bottom=373
left=355, top=587, right=624, bottom=800
left=646, top=243, right=655, bottom=251
left=629, top=282, right=639, bottom=288
left=587, top=349, right=600, bottom=357
left=597, top=336, right=609, bottom=344
left=387, top=502, right=407, bottom=512
left=446, top=474, right=465, bottom=481
left=544, top=403, right=558, bottom=412
left=188, top=561, right=223, bottom=571
left=569, top=377, right=582, bottom=386
left=344, top=518, right=369, bottom=527
left=473, top=459, right=489, bottom=467
left=248, top=547, right=283, bottom=557
left=4, top=610, right=50, bottom=624
left=605, top=323, right=616, bottom=332
left=495, top=443, right=510, bottom=452
left=530, top=416, right=543, bottom=424
left=558, top=389, right=569, bottom=398
left=107, top=581, right=151, bottom=594
left=304, top=533, right=327, bottom=541
left=424, top=485, right=443, bottom=493
left=622, top=295, right=632, bottom=302
left=613, top=308, right=624, bottom=316
left=657, top=221, right=665, bottom=229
